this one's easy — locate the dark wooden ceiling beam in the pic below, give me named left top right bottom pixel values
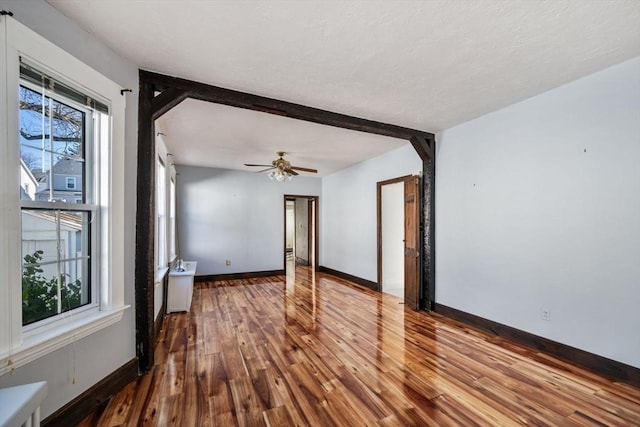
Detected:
left=410, top=135, right=434, bottom=160
left=140, top=70, right=434, bottom=142
left=151, top=87, right=189, bottom=120
left=135, top=68, right=439, bottom=375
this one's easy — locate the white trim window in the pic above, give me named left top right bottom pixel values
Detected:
left=0, top=16, right=128, bottom=373
left=156, top=157, right=167, bottom=270
left=169, top=173, right=176, bottom=261
left=19, top=63, right=97, bottom=326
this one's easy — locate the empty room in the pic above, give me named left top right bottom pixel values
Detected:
left=0, top=1, right=638, bottom=426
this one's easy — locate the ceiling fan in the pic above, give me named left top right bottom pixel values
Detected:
left=244, top=152, right=317, bottom=181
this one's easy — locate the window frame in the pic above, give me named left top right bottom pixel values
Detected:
left=0, top=16, right=129, bottom=374
left=169, top=171, right=176, bottom=262
left=18, top=74, right=98, bottom=328
left=156, top=156, right=167, bottom=271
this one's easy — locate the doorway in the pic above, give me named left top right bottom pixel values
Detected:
left=377, top=175, right=420, bottom=309
left=380, top=181, right=404, bottom=298
left=284, top=195, right=319, bottom=273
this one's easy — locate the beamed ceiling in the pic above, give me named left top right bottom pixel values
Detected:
left=47, top=0, right=640, bottom=174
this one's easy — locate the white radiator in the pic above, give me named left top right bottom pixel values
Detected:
left=0, top=381, right=47, bottom=427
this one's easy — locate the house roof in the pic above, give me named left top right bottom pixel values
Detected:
left=20, top=158, right=38, bottom=184
left=23, top=210, right=83, bottom=231
left=51, top=158, right=81, bottom=175
left=27, top=158, right=82, bottom=183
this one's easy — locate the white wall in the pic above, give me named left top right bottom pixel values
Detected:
left=322, top=144, right=422, bottom=282
left=0, top=0, right=138, bottom=417
left=436, top=57, right=640, bottom=368
left=177, top=166, right=321, bottom=275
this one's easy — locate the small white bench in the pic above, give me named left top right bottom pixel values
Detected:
left=167, top=261, right=197, bottom=313
left=0, top=381, right=47, bottom=427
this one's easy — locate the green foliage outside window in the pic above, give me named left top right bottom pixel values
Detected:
left=22, top=250, right=82, bottom=325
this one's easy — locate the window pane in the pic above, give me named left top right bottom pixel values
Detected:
left=157, top=215, right=166, bottom=268
left=169, top=178, right=176, bottom=256
left=21, top=211, right=58, bottom=264
left=60, top=258, right=89, bottom=312
left=19, top=85, right=86, bottom=203
left=21, top=209, right=91, bottom=325
left=157, top=159, right=166, bottom=268
left=22, top=259, right=58, bottom=325
left=19, top=86, right=50, bottom=151
left=50, top=98, right=84, bottom=158
left=19, top=85, right=84, bottom=156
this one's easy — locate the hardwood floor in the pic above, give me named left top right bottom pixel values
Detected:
left=80, top=265, right=640, bottom=426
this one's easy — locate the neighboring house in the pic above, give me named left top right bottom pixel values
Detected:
left=20, top=159, right=84, bottom=293
left=19, top=158, right=37, bottom=200
left=21, top=210, right=83, bottom=287
left=33, top=158, right=83, bottom=203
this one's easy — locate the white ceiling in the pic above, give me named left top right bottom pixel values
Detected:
left=156, top=99, right=407, bottom=176
left=48, top=0, right=640, bottom=173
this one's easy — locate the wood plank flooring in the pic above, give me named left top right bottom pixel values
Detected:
left=80, top=266, right=640, bottom=426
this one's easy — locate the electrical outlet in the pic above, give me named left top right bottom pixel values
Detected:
left=541, top=309, right=551, bottom=321
left=225, top=260, right=231, bottom=266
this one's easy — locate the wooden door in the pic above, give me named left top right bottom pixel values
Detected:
left=404, top=176, right=420, bottom=310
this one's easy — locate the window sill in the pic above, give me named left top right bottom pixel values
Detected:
left=1, top=305, right=129, bottom=375
left=155, top=267, right=169, bottom=283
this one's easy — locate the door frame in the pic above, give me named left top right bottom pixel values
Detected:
left=377, top=174, right=414, bottom=294
left=284, top=195, right=319, bottom=272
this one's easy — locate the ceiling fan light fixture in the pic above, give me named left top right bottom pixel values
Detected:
left=268, top=168, right=292, bottom=182
left=246, top=151, right=316, bottom=182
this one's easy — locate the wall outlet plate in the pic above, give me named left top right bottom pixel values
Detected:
left=541, top=309, right=551, bottom=321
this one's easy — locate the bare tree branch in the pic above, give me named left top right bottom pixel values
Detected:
left=19, top=129, right=81, bottom=143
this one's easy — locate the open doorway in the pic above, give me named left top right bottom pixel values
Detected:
left=380, top=181, right=405, bottom=298
left=285, top=200, right=295, bottom=261
left=284, top=195, right=319, bottom=273
left=377, top=175, right=420, bottom=309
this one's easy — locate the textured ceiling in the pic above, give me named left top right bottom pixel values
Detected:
left=48, top=0, right=640, bottom=172
left=156, top=100, right=407, bottom=176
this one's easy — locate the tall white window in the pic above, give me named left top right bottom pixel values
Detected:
left=156, top=157, right=167, bottom=270
left=19, top=63, right=101, bottom=325
left=169, top=174, right=176, bottom=261
left=1, top=16, right=128, bottom=373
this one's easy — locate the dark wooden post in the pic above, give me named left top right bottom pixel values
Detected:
left=135, top=77, right=188, bottom=373
left=135, top=78, right=156, bottom=373
left=422, top=135, right=436, bottom=311
left=410, top=135, right=436, bottom=311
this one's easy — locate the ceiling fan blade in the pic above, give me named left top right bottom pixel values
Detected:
left=290, top=166, right=318, bottom=173
left=244, top=163, right=273, bottom=167
left=288, top=169, right=299, bottom=176
left=256, top=167, right=275, bottom=173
